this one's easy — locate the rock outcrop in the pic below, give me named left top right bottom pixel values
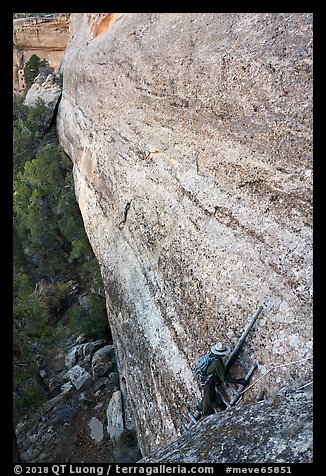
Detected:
left=13, top=14, right=69, bottom=94
left=140, top=387, right=313, bottom=463
left=106, top=390, right=125, bottom=444
left=57, top=13, right=313, bottom=456
left=23, top=73, right=62, bottom=130
left=23, top=73, right=62, bottom=108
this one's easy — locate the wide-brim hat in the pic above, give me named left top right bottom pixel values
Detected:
left=210, top=342, right=231, bottom=356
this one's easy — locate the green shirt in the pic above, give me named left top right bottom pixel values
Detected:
left=206, top=354, right=240, bottom=384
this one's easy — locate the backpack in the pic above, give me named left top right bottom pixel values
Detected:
left=193, top=353, right=220, bottom=386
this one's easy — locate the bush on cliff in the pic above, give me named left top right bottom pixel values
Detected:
left=66, top=293, right=108, bottom=338
left=13, top=97, right=50, bottom=177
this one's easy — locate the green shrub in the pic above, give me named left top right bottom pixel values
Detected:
left=14, top=378, right=46, bottom=422
left=37, top=280, right=76, bottom=319
left=66, top=294, right=108, bottom=338
left=13, top=98, right=110, bottom=424
left=13, top=271, right=45, bottom=328
left=13, top=95, right=29, bottom=121
left=13, top=142, right=73, bottom=276
left=24, top=54, right=50, bottom=90
left=13, top=98, right=52, bottom=177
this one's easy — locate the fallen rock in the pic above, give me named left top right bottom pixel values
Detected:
left=65, top=346, right=80, bottom=369
left=79, top=339, right=105, bottom=359
left=23, top=73, right=61, bottom=108
left=89, top=417, right=104, bottom=442
left=23, top=73, right=62, bottom=131
left=43, top=393, right=66, bottom=413
left=92, top=345, right=114, bottom=377
left=79, top=392, right=95, bottom=404
left=68, top=365, right=92, bottom=390
left=107, top=390, right=124, bottom=445
left=60, top=382, right=73, bottom=394
left=76, top=335, right=87, bottom=345
left=16, top=420, right=27, bottom=436
left=41, top=73, right=55, bottom=88
left=94, top=390, right=102, bottom=400
left=36, top=354, right=46, bottom=368
left=48, top=377, right=61, bottom=393
left=108, top=371, right=119, bottom=387
left=78, top=293, right=91, bottom=309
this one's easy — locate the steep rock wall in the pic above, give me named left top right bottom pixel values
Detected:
left=13, top=14, right=69, bottom=94
left=57, top=13, right=313, bottom=455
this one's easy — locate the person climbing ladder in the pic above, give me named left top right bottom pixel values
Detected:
left=194, top=342, right=247, bottom=416
left=191, top=305, right=265, bottom=421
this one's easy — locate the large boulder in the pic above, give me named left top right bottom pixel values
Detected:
left=65, top=346, right=79, bottom=369
left=23, top=73, right=62, bottom=130
left=79, top=339, right=105, bottom=359
left=57, top=13, right=313, bottom=456
left=65, top=339, right=105, bottom=369
left=68, top=365, right=92, bottom=390
left=24, top=73, right=62, bottom=108
left=106, top=390, right=125, bottom=444
left=91, top=345, right=115, bottom=377
left=88, top=417, right=104, bottom=442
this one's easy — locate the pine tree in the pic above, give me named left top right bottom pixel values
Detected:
left=24, top=54, right=50, bottom=90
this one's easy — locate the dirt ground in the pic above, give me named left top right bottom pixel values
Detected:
left=41, top=406, right=115, bottom=463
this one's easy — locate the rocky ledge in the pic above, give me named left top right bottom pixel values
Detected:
left=139, top=387, right=313, bottom=463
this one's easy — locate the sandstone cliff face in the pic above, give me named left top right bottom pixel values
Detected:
left=57, top=13, right=313, bottom=456
left=13, top=14, right=69, bottom=94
